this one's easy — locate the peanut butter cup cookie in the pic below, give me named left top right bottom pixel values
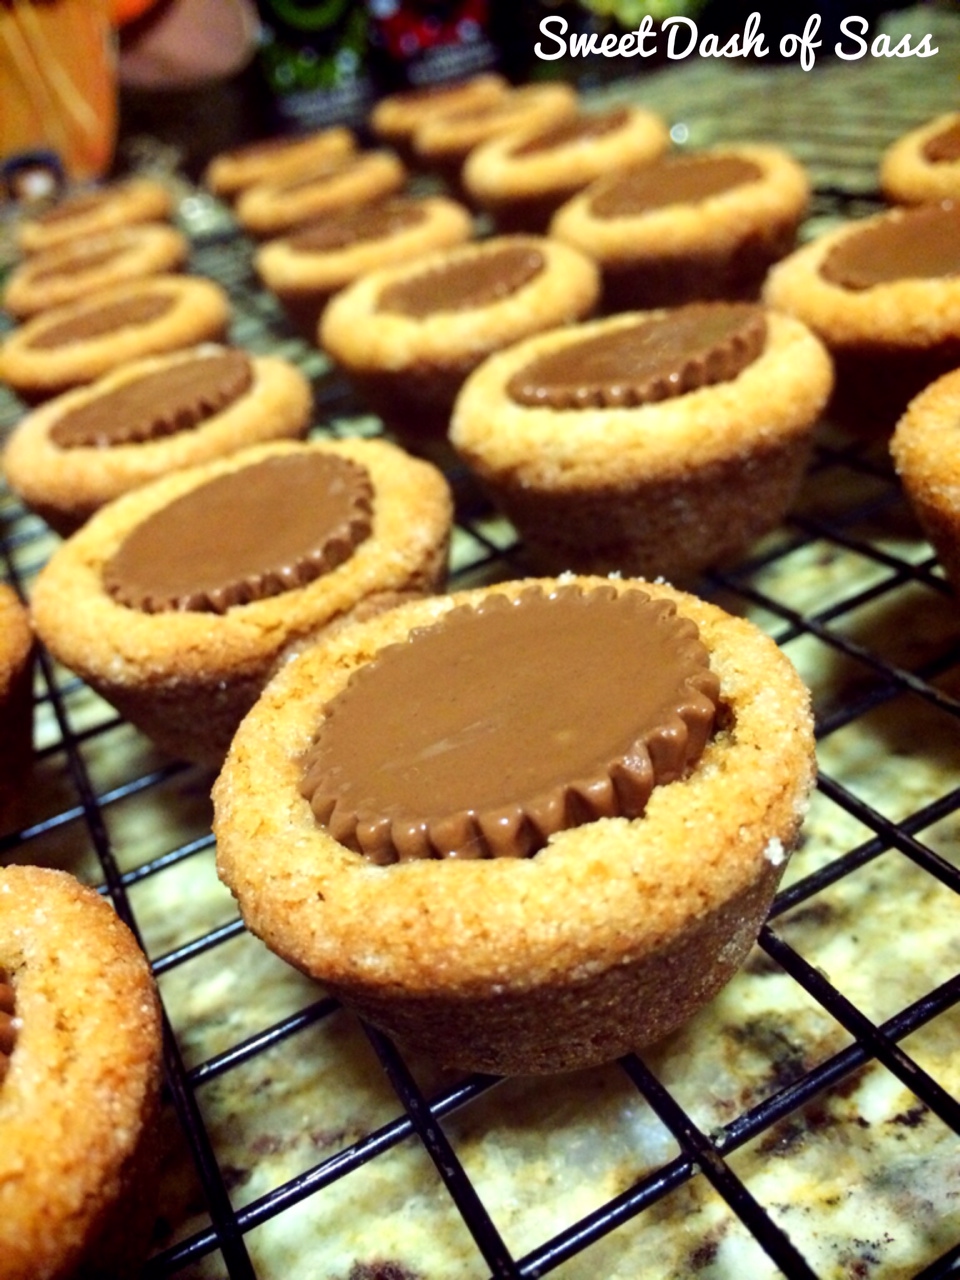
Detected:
left=2, top=223, right=189, bottom=320
left=369, top=72, right=509, bottom=163
left=549, top=143, right=810, bottom=311
left=880, top=112, right=960, bottom=206
left=204, top=125, right=357, bottom=201
left=0, top=274, right=231, bottom=403
left=0, top=585, right=34, bottom=833
left=319, top=233, right=600, bottom=458
left=411, top=81, right=579, bottom=194
left=2, top=345, right=313, bottom=536
left=213, top=575, right=816, bottom=1075
left=0, top=864, right=163, bottom=1280
left=14, top=177, right=175, bottom=256
left=462, top=104, right=670, bottom=232
left=450, top=301, right=833, bottom=582
left=235, top=148, right=407, bottom=240
left=763, top=199, right=960, bottom=432
left=891, top=366, right=960, bottom=595
left=31, top=438, right=453, bottom=766
left=254, top=193, right=475, bottom=340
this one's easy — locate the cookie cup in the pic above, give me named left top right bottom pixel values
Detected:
left=254, top=194, right=475, bottom=341
left=319, top=234, right=600, bottom=460
left=890, top=367, right=960, bottom=594
left=204, top=126, right=357, bottom=201
left=14, top=177, right=175, bottom=255
left=213, top=576, right=816, bottom=1076
left=2, top=346, right=313, bottom=536
left=879, top=112, right=960, bottom=206
left=30, top=438, right=453, bottom=767
left=235, top=149, right=407, bottom=240
left=0, top=275, right=231, bottom=403
left=449, top=308, right=833, bottom=583
left=762, top=205, right=960, bottom=432
left=461, top=104, right=669, bottom=233
left=549, top=143, right=810, bottom=312
left=0, top=865, right=163, bottom=1280
left=2, top=223, right=189, bottom=320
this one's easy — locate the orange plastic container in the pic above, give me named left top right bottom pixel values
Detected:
left=0, top=0, right=117, bottom=183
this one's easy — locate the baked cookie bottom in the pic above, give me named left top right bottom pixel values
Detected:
left=597, top=217, right=800, bottom=312
left=29, top=438, right=453, bottom=767
left=213, top=576, right=816, bottom=1076
left=0, top=585, right=34, bottom=834
left=891, top=366, right=960, bottom=594
left=0, top=865, right=163, bottom=1280
left=2, top=346, right=313, bottom=536
left=449, top=309, right=833, bottom=583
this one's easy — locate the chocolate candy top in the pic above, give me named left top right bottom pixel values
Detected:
left=25, top=292, right=173, bottom=351
left=922, top=118, right=960, bottom=163
left=52, top=349, right=253, bottom=449
left=506, top=302, right=767, bottom=410
left=287, top=198, right=427, bottom=254
left=588, top=154, right=763, bottom=218
left=511, top=107, right=630, bottom=158
left=820, top=202, right=960, bottom=289
left=103, top=452, right=373, bottom=613
left=300, top=583, right=719, bottom=864
left=378, top=243, right=545, bottom=318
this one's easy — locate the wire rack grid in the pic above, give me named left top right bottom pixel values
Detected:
left=3, top=11, right=960, bottom=1278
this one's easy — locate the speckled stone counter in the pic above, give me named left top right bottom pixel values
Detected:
left=2, top=7, right=960, bottom=1277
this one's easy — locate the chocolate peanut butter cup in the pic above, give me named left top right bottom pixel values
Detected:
left=286, top=198, right=428, bottom=255
left=104, top=452, right=373, bottom=613
left=301, top=584, right=719, bottom=864
left=506, top=302, right=767, bottom=410
left=819, top=200, right=960, bottom=290
left=51, top=349, right=254, bottom=449
left=25, top=292, right=173, bottom=351
left=511, top=107, right=630, bottom=158
left=378, top=243, right=545, bottom=318
left=588, top=154, right=763, bottom=219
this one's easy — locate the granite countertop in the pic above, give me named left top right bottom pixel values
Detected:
left=2, top=7, right=960, bottom=1276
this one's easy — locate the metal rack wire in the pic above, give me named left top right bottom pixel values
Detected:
left=3, top=12, right=960, bottom=1276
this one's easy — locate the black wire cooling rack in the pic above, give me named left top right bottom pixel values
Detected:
left=3, top=11, right=960, bottom=1276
